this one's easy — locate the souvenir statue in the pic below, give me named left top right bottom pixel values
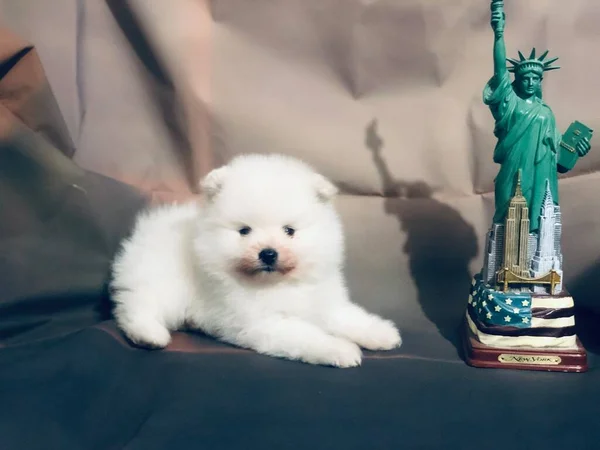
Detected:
left=463, top=0, right=593, bottom=372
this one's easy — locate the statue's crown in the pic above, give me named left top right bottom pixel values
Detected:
left=507, top=48, right=560, bottom=77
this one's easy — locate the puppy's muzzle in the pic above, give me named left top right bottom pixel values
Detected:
left=258, top=248, right=278, bottom=270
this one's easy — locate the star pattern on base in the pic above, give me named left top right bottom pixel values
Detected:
left=467, top=273, right=533, bottom=329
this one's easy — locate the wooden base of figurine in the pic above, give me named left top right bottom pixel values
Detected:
left=462, top=318, right=588, bottom=373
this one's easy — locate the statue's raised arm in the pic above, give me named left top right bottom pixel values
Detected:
left=491, top=0, right=507, bottom=82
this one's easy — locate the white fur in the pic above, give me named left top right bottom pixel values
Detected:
left=110, top=153, right=402, bottom=367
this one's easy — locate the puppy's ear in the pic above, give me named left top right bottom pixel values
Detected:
left=313, top=173, right=338, bottom=202
left=199, top=166, right=229, bottom=201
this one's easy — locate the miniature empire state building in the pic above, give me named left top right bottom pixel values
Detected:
left=500, top=170, right=532, bottom=280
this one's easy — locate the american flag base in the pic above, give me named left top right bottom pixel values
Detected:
left=462, top=273, right=588, bottom=372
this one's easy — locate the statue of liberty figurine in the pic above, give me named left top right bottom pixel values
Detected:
left=463, top=0, right=592, bottom=372
left=487, top=0, right=590, bottom=230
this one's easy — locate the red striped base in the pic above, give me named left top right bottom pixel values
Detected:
left=462, top=318, right=588, bottom=373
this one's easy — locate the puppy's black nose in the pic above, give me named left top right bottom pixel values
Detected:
left=259, top=248, right=278, bottom=266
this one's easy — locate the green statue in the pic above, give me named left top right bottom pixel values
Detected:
left=486, top=0, right=591, bottom=232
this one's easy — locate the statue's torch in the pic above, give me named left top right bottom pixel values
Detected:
left=491, top=0, right=503, bottom=11
left=491, top=0, right=504, bottom=35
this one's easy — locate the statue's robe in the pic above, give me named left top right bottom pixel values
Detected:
left=484, top=71, right=562, bottom=232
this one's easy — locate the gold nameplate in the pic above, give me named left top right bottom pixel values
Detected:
left=498, top=354, right=562, bottom=365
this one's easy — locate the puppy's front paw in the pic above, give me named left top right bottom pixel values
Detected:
left=358, top=319, right=402, bottom=351
left=321, top=339, right=362, bottom=368
left=119, top=318, right=172, bottom=350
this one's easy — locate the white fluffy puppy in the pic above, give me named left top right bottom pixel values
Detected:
left=110, top=153, right=401, bottom=367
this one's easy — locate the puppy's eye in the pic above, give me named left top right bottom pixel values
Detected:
left=239, top=226, right=252, bottom=236
left=283, top=226, right=295, bottom=237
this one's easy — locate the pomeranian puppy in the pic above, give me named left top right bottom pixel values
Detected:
left=110, top=153, right=401, bottom=367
